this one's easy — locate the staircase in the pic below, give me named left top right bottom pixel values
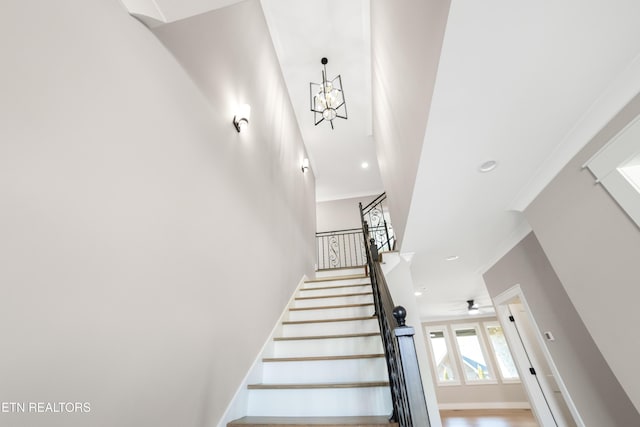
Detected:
left=228, top=268, right=396, bottom=427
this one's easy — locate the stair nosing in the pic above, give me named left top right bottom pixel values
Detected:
left=228, top=415, right=398, bottom=426
left=289, top=302, right=374, bottom=311
left=317, top=264, right=367, bottom=271
left=273, top=332, right=380, bottom=341
left=304, top=274, right=368, bottom=283
left=247, top=381, right=389, bottom=390
left=263, top=354, right=385, bottom=362
left=295, top=292, right=372, bottom=301
left=283, top=316, right=376, bottom=325
left=300, top=283, right=370, bottom=292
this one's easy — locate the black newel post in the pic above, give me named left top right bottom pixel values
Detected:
left=370, top=238, right=379, bottom=262
left=393, top=306, right=431, bottom=427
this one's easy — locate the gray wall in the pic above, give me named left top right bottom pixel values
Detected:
left=525, top=93, right=640, bottom=415
left=0, top=1, right=315, bottom=426
left=316, top=195, right=378, bottom=232
left=484, top=233, right=640, bottom=426
left=370, top=0, right=450, bottom=248
left=422, top=317, right=528, bottom=408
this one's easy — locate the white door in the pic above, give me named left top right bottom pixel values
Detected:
left=508, top=303, right=576, bottom=427
left=496, top=302, right=557, bottom=426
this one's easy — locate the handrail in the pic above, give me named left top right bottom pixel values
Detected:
left=359, top=207, right=430, bottom=427
left=316, top=227, right=362, bottom=235
left=361, top=192, right=387, bottom=213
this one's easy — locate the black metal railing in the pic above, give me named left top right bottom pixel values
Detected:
left=361, top=192, right=395, bottom=252
left=315, top=228, right=366, bottom=270
left=360, top=219, right=430, bottom=426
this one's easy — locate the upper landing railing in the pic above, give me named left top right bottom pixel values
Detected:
left=315, top=193, right=395, bottom=270
left=315, top=228, right=366, bottom=270
left=361, top=192, right=395, bottom=252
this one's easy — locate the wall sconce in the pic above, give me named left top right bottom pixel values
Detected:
left=301, top=158, right=310, bottom=173
left=233, top=104, right=251, bottom=132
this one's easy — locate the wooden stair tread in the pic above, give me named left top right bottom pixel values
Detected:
left=228, top=415, right=397, bottom=426
left=273, top=332, right=380, bottom=341
left=248, top=381, right=389, bottom=389
left=316, top=264, right=366, bottom=272
left=289, top=303, right=374, bottom=311
left=295, top=292, right=372, bottom=301
left=283, top=316, right=376, bottom=325
left=304, top=274, right=368, bottom=283
left=263, top=354, right=384, bottom=362
left=300, top=283, right=370, bottom=291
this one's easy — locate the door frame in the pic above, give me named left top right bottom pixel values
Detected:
left=493, top=284, right=584, bottom=427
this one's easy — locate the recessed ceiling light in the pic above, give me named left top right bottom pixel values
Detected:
left=445, top=255, right=459, bottom=261
left=414, top=291, right=422, bottom=296
left=361, top=162, right=369, bottom=169
left=479, top=160, right=498, bottom=173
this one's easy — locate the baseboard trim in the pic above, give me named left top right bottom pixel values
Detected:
left=438, top=402, right=531, bottom=410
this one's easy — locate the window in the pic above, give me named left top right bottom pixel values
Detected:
left=485, top=322, right=520, bottom=382
left=452, top=324, right=496, bottom=383
left=425, top=326, right=459, bottom=385
left=424, top=320, right=520, bottom=387
left=584, top=114, right=640, bottom=229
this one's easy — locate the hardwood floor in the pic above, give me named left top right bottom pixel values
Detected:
left=440, top=409, right=538, bottom=427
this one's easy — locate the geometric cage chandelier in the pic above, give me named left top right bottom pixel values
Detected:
left=310, top=57, right=347, bottom=129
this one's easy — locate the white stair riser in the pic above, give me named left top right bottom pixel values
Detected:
left=298, top=285, right=371, bottom=298
left=271, top=336, right=383, bottom=357
left=244, top=269, right=392, bottom=419
left=314, top=268, right=366, bottom=278
left=303, top=278, right=371, bottom=289
left=262, top=358, right=388, bottom=383
left=246, top=387, right=392, bottom=417
left=293, top=294, right=373, bottom=308
left=281, top=319, right=379, bottom=337
left=288, top=305, right=374, bottom=321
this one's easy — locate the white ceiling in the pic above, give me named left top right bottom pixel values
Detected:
left=261, top=0, right=383, bottom=202
left=402, top=0, right=640, bottom=319
left=124, top=0, right=640, bottom=320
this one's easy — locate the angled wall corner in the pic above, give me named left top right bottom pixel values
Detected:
left=119, top=0, right=167, bottom=27
left=370, top=0, right=451, bottom=248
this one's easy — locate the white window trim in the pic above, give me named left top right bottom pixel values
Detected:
left=424, top=325, right=461, bottom=386
left=483, top=321, right=521, bottom=384
left=584, top=113, right=640, bottom=229
left=451, top=322, right=498, bottom=385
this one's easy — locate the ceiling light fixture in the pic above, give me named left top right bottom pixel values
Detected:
left=479, top=160, right=498, bottom=173
left=301, top=158, right=310, bottom=173
left=414, top=291, right=422, bottom=296
left=467, top=299, right=479, bottom=315
left=310, top=57, right=347, bottom=129
left=233, top=104, right=251, bottom=133
left=361, top=162, right=369, bottom=169
left=445, top=255, right=459, bottom=261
